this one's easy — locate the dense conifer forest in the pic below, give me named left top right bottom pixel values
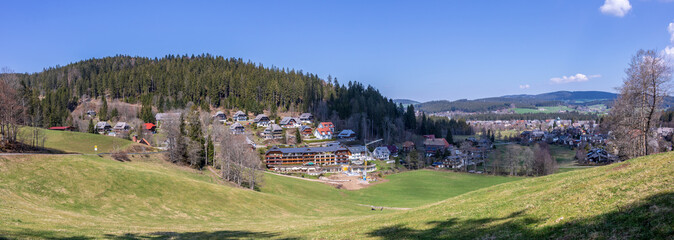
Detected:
left=7, top=54, right=472, bottom=143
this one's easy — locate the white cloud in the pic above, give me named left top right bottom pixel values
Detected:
left=600, top=0, right=632, bottom=17
left=667, top=22, right=674, bottom=42
left=665, top=46, right=674, bottom=60
left=666, top=22, right=674, bottom=61
left=519, top=84, right=530, bottom=89
left=550, top=73, right=601, bottom=84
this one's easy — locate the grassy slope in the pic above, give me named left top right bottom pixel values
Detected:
left=0, top=154, right=515, bottom=239
left=18, top=127, right=136, bottom=154
left=300, top=152, right=674, bottom=239
left=0, top=155, right=368, bottom=239
left=262, top=170, right=521, bottom=208
left=1, top=151, right=670, bottom=239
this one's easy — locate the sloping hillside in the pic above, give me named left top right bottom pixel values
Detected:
left=17, top=127, right=140, bottom=154
left=0, top=152, right=670, bottom=239
left=300, top=152, right=674, bottom=239
left=0, top=154, right=516, bottom=239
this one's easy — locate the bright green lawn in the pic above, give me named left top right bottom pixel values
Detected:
left=1, top=151, right=670, bottom=239
left=18, top=127, right=137, bottom=154
left=342, top=170, right=522, bottom=208
left=301, top=152, right=674, bottom=239
left=513, top=106, right=575, bottom=114
left=262, top=169, right=522, bottom=208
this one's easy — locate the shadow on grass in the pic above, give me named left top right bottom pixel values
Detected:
left=1, top=229, right=298, bottom=240
left=368, top=192, right=673, bottom=239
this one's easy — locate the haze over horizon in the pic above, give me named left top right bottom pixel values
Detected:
left=2, top=0, right=673, bottom=102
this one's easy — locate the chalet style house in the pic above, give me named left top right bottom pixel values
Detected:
left=300, top=125, right=313, bottom=137
left=263, top=124, right=283, bottom=139
left=423, top=135, right=450, bottom=154
left=373, top=146, right=391, bottom=160
left=337, top=129, right=356, bottom=140
left=314, top=127, right=333, bottom=140
left=279, top=117, right=301, bottom=128
left=347, top=145, right=370, bottom=164
left=95, top=122, right=112, bottom=133
left=317, top=122, right=335, bottom=132
left=230, top=122, right=245, bottom=134
left=113, top=122, right=130, bottom=133
left=299, top=113, right=313, bottom=123
left=233, top=111, right=248, bottom=121
left=253, top=114, right=271, bottom=127
left=213, top=111, right=227, bottom=122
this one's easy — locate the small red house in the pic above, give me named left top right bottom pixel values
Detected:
left=144, top=123, right=156, bottom=133
left=48, top=126, right=75, bottom=131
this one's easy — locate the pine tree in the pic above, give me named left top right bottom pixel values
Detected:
left=295, top=129, right=302, bottom=144
left=100, top=97, right=108, bottom=121
left=445, top=129, right=454, bottom=145
left=207, top=135, right=214, bottom=166
left=88, top=119, right=95, bottom=134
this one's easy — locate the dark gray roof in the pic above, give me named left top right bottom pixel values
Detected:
left=230, top=122, right=244, bottom=129
left=348, top=145, right=368, bottom=153
left=280, top=117, right=299, bottom=125
left=266, top=145, right=349, bottom=154
left=95, top=122, right=111, bottom=128
left=265, top=124, right=283, bottom=132
left=254, top=114, right=269, bottom=121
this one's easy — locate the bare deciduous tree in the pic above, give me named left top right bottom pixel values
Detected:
left=216, top=129, right=263, bottom=189
left=0, top=68, right=23, bottom=143
left=609, top=49, right=672, bottom=159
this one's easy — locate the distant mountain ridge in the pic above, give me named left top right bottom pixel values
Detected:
left=498, top=91, right=617, bottom=102
left=393, top=99, right=420, bottom=105
left=416, top=91, right=620, bottom=113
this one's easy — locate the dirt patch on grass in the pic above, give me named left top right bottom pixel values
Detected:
left=323, top=173, right=388, bottom=190
left=610, top=162, right=630, bottom=171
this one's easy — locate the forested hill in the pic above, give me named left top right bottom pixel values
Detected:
left=15, top=54, right=326, bottom=113
left=9, top=54, right=470, bottom=143
left=416, top=91, right=623, bottom=113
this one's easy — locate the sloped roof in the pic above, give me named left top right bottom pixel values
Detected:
left=230, top=122, right=244, bottom=129
left=144, top=123, right=156, bottom=130
left=316, top=127, right=332, bottom=135
left=280, top=117, right=299, bottom=125
left=424, top=138, right=450, bottom=147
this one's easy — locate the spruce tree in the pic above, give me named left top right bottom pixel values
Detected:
left=88, top=119, right=95, bottom=134
left=445, top=129, right=454, bottom=145
left=100, top=97, right=108, bottom=121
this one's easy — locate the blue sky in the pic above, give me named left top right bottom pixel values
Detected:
left=1, top=0, right=673, bottom=102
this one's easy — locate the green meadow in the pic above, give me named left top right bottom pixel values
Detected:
left=0, top=150, right=671, bottom=239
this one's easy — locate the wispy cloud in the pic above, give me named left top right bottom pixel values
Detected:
left=666, top=22, right=674, bottom=60
left=600, top=0, right=631, bottom=17
left=550, top=74, right=600, bottom=84
left=519, top=84, right=530, bottom=89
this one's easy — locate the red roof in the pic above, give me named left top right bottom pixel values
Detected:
left=48, top=126, right=73, bottom=130
left=316, top=127, right=332, bottom=135
left=319, top=122, right=334, bottom=128
left=144, top=123, right=156, bottom=130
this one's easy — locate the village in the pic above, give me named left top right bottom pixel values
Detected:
left=42, top=103, right=674, bottom=182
